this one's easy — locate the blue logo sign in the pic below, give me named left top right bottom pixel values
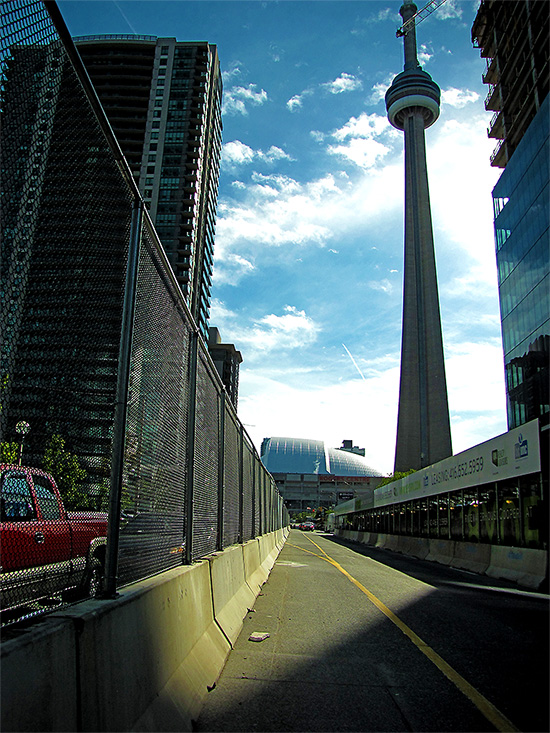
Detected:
left=514, top=434, right=528, bottom=459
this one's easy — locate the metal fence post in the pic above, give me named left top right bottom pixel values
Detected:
left=238, top=424, right=244, bottom=543
left=102, top=199, right=143, bottom=598
left=185, top=330, right=199, bottom=564
left=217, top=390, right=225, bottom=551
left=251, top=457, right=256, bottom=539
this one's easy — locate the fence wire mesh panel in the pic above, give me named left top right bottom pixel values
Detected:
left=242, top=435, right=255, bottom=542
left=256, top=468, right=264, bottom=536
left=1, top=0, right=287, bottom=629
left=117, top=223, right=190, bottom=586
left=223, top=407, right=240, bottom=547
left=265, top=472, right=271, bottom=535
left=0, top=0, right=131, bottom=623
left=192, top=346, right=220, bottom=560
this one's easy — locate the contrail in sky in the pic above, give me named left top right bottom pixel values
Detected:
left=342, top=343, right=367, bottom=382
left=113, top=1, right=138, bottom=33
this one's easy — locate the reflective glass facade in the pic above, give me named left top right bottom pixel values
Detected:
left=493, top=95, right=549, bottom=430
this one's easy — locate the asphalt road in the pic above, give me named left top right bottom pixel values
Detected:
left=195, top=530, right=549, bottom=733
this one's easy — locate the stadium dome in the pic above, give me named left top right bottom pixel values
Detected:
left=260, top=437, right=383, bottom=477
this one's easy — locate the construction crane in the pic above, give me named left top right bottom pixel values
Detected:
left=396, top=0, right=448, bottom=37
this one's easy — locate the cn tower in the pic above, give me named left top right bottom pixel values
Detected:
left=385, top=1, right=452, bottom=472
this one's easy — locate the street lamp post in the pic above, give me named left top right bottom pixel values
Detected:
left=15, top=421, right=31, bottom=466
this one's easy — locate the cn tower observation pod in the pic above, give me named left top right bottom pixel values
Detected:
left=385, top=68, right=440, bottom=130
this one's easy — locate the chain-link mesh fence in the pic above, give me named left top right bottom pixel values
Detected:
left=1, top=0, right=287, bottom=627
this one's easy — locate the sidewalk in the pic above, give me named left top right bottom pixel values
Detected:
left=194, top=531, right=495, bottom=733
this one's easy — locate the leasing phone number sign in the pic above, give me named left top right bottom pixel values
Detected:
left=374, top=419, right=541, bottom=508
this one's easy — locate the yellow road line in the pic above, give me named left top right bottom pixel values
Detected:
left=290, top=534, right=520, bottom=733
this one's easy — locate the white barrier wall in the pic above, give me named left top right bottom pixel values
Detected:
left=1, top=529, right=289, bottom=733
left=336, top=530, right=548, bottom=590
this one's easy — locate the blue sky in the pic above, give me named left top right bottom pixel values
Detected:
left=58, top=0, right=507, bottom=474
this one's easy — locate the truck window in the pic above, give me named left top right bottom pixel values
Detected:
left=32, top=473, right=62, bottom=520
left=1, top=471, right=37, bottom=522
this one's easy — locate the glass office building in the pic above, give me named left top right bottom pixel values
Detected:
left=493, top=95, right=549, bottom=430
left=472, top=1, right=549, bottom=432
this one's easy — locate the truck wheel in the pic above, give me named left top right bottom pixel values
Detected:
left=84, top=559, right=104, bottom=598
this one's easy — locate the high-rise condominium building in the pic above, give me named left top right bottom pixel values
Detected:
left=207, top=327, right=242, bottom=410
left=75, top=36, right=223, bottom=339
left=472, top=0, right=549, bottom=432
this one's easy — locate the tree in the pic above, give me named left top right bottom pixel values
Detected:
left=0, top=441, right=19, bottom=463
left=377, top=469, right=416, bottom=488
left=43, top=434, right=89, bottom=510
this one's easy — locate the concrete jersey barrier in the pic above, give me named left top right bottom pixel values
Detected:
left=486, top=545, right=548, bottom=589
left=335, top=528, right=547, bottom=590
left=1, top=529, right=287, bottom=733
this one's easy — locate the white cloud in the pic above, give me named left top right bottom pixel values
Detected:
left=418, top=44, right=433, bottom=65
left=428, top=115, right=501, bottom=280
left=211, top=252, right=255, bottom=286
left=327, top=112, right=396, bottom=169
left=287, top=89, right=313, bottom=112
left=436, top=0, right=463, bottom=21
left=446, top=340, right=507, bottom=453
left=328, top=138, right=390, bottom=169
left=212, top=158, right=404, bottom=287
left=258, top=145, right=293, bottom=164
left=441, top=87, right=480, bottom=108
left=288, top=73, right=361, bottom=112
left=222, top=140, right=255, bottom=166
left=323, top=72, right=363, bottom=94
left=222, top=63, right=243, bottom=83
left=222, top=84, right=268, bottom=116
left=332, top=112, right=390, bottom=141
left=369, top=278, right=394, bottom=294
left=237, top=360, right=401, bottom=474
left=208, top=297, right=237, bottom=326
left=369, top=79, right=393, bottom=105
left=222, top=141, right=293, bottom=169
left=218, top=305, right=320, bottom=354
left=287, top=94, right=303, bottom=111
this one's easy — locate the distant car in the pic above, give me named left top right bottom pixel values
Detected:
left=300, top=522, right=315, bottom=531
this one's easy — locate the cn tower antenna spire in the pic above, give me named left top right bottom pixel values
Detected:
left=385, top=2, right=452, bottom=472
left=401, top=2, right=420, bottom=70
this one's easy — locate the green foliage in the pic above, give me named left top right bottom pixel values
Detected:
left=377, top=469, right=416, bottom=488
left=291, top=511, right=314, bottom=523
left=0, top=441, right=19, bottom=463
left=43, top=434, right=90, bottom=510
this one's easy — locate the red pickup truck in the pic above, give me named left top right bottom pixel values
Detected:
left=0, top=464, right=108, bottom=613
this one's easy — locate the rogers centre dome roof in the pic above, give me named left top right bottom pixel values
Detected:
left=260, top=437, right=383, bottom=477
